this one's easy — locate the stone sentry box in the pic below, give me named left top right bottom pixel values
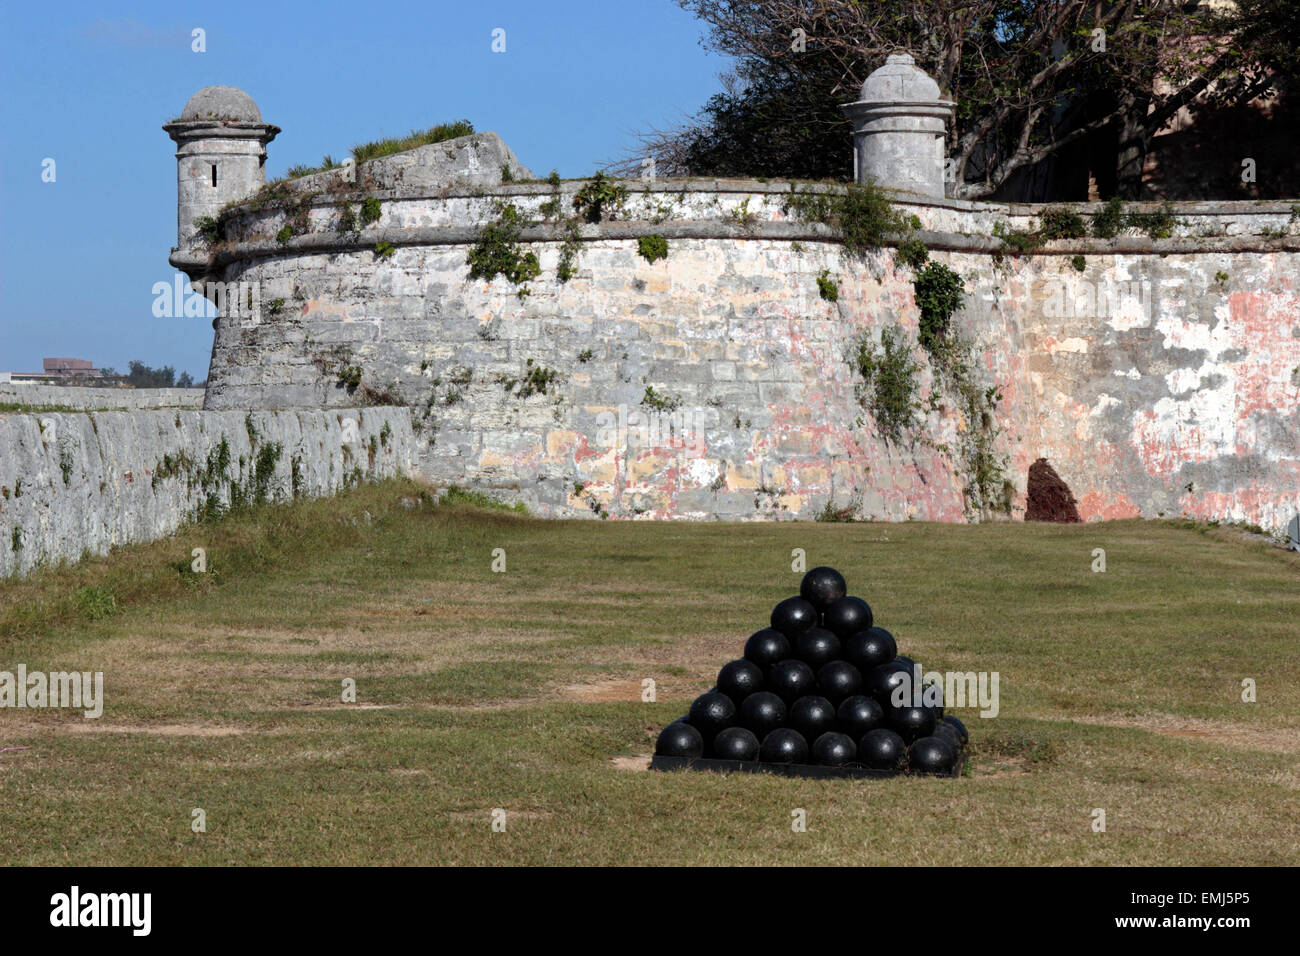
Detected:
left=842, top=53, right=955, bottom=198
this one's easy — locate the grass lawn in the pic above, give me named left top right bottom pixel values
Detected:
left=1, top=479, right=1297, bottom=865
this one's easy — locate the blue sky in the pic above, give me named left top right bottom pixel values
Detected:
left=0, top=0, right=729, bottom=380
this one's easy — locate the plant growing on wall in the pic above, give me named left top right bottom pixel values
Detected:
left=783, top=182, right=912, bottom=256
left=851, top=326, right=920, bottom=442
left=466, top=202, right=541, bottom=294
left=638, top=234, right=669, bottom=263
left=816, top=270, right=839, bottom=302
left=572, top=171, right=627, bottom=224
left=914, top=262, right=965, bottom=354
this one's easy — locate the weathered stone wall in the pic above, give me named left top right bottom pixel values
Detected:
left=173, top=181, right=1300, bottom=531
left=0, top=384, right=204, bottom=410
left=0, top=407, right=413, bottom=578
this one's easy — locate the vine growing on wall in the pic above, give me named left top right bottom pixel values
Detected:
left=845, top=221, right=1013, bottom=520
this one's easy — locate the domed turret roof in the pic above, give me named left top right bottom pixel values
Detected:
left=858, top=54, right=943, bottom=103
left=179, top=86, right=263, bottom=123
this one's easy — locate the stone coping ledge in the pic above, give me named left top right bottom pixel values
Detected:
left=171, top=217, right=1300, bottom=274
left=229, top=175, right=1300, bottom=217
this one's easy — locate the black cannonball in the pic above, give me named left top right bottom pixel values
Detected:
left=770, top=596, right=819, bottom=639
left=712, top=726, right=761, bottom=762
left=760, top=728, right=809, bottom=764
left=894, top=654, right=916, bottom=672
left=655, top=721, right=704, bottom=757
left=866, top=661, right=912, bottom=708
left=687, top=691, right=736, bottom=739
left=940, top=715, right=969, bottom=747
left=812, top=731, right=857, bottom=767
left=931, top=722, right=963, bottom=752
left=788, top=695, right=837, bottom=742
left=908, top=735, right=958, bottom=775
left=794, top=627, right=841, bottom=670
left=743, top=628, right=790, bottom=669
left=799, top=566, right=847, bottom=612
left=858, top=728, right=907, bottom=771
left=843, top=627, right=897, bottom=671
left=817, top=660, right=863, bottom=705
left=739, top=691, right=787, bottom=738
left=823, top=596, right=873, bottom=639
left=836, top=694, right=884, bottom=739
left=717, top=658, right=765, bottom=703
left=767, top=659, right=817, bottom=703
left=888, top=705, right=937, bottom=744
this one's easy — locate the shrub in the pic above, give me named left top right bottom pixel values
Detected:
left=360, top=197, right=382, bottom=225
left=1037, top=208, right=1089, bottom=240
left=816, top=269, right=839, bottom=302
left=913, top=262, right=965, bottom=354
left=1091, top=197, right=1126, bottom=239
left=637, top=234, right=669, bottom=263
left=852, top=327, right=920, bottom=442
left=466, top=204, right=541, bottom=287
left=895, top=238, right=929, bottom=270
left=784, top=182, right=908, bottom=256
left=572, top=172, right=627, bottom=224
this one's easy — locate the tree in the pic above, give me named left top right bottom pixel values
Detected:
left=125, top=361, right=176, bottom=389
left=621, top=1, right=1292, bottom=199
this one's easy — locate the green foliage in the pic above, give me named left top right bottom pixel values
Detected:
left=1091, top=197, right=1127, bottom=239
left=276, top=224, right=294, bottom=244
left=466, top=203, right=541, bottom=289
left=852, top=327, right=920, bottom=443
left=814, top=500, right=860, bottom=522
left=895, top=238, right=929, bottom=270
left=287, top=155, right=343, bottom=179
left=1125, top=202, right=1179, bottom=239
left=783, top=182, right=908, bottom=255
left=251, top=441, right=283, bottom=503
left=1070, top=255, right=1087, bottom=273
left=437, top=486, right=528, bottom=514
left=637, top=234, right=669, bottom=263
left=375, top=241, right=395, bottom=259
left=336, top=201, right=358, bottom=234
left=360, top=197, right=382, bottom=225
left=497, top=359, right=559, bottom=399
left=500, top=163, right=515, bottom=183
left=194, top=215, right=224, bottom=245
left=379, top=421, right=393, bottom=448
left=642, top=385, right=682, bottom=412
left=816, top=269, right=839, bottom=302
left=1037, top=208, right=1089, bottom=240
left=11, top=527, right=21, bottom=552
left=572, top=172, right=627, bottom=224
left=351, top=120, right=475, bottom=164
left=577, top=348, right=595, bottom=363
left=913, top=262, right=965, bottom=355
left=74, top=585, right=117, bottom=620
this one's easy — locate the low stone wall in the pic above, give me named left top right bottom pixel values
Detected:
left=0, top=384, right=205, bottom=410
left=0, top=407, right=414, bottom=578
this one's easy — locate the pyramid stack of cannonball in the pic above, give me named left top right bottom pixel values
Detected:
left=654, top=567, right=968, bottom=777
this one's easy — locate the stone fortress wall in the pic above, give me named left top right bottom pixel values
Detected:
left=178, top=178, right=1300, bottom=530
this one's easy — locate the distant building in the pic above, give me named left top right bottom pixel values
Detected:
left=42, top=358, right=100, bottom=378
